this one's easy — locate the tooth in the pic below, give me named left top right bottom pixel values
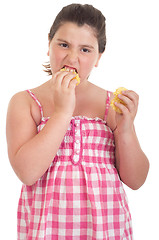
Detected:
left=61, top=66, right=77, bottom=73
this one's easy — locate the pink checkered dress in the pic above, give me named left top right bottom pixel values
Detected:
left=17, top=89, right=133, bottom=240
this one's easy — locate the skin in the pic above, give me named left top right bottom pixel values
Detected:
left=6, top=22, right=149, bottom=188
left=113, top=91, right=149, bottom=189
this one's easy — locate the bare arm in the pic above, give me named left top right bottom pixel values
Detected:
left=113, top=90, right=149, bottom=190
left=6, top=71, right=78, bottom=186
left=114, top=127, right=149, bottom=190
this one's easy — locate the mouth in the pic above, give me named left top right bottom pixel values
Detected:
left=60, top=65, right=80, bottom=86
left=61, top=65, right=78, bottom=74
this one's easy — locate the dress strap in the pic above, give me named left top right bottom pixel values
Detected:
left=26, top=89, right=44, bottom=119
left=104, top=91, right=111, bottom=122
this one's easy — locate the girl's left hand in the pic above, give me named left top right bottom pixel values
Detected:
left=114, top=90, right=139, bottom=133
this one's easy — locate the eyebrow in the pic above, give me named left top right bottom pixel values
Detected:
left=57, top=38, right=95, bottom=49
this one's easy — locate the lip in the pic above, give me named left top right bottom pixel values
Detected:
left=63, top=65, right=78, bottom=73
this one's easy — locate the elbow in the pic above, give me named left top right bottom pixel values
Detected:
left=9, top=151, right=41, bottom=186
left=13, top=168, right=38, bottom=186
left=20, top=176, right=37, bottom=186
left=122, top=162, right=150, bottom=191
left=10, top=160, right=38, bottom=186
left=128, top=182, right=144, bottom=191
left=122, top=179, right=145, bottom=190
left=118, top=156, right=150, bottom=191
left=17, top=166, right=40, bottom=186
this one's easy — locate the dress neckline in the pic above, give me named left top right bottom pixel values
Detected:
left=41, top=115, right=107, bottom=124
left=27, top=89, right=111, bottom=125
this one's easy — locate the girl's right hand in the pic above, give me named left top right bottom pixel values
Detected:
left=50, top=70, right=78, bottom=117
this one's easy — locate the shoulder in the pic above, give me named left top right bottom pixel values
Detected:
left=8, top=91, right=30, bottom=113
left=106, top=91, right=117, bottom=131
left=7, top=90, right=41, bottom=126
left=88, top=81, right=115, bottom=103
left=88, top=82, right=116, bottom=130
left=88, top=82, right=108, bottom=99
left=88, top=82, right=114, bottom=97
left=98, top=88, right=116, bottom=131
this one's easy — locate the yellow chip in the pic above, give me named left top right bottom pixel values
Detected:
left=60, top=67, right=80, bottom=86
left=110, top=87, right=127, bottom=113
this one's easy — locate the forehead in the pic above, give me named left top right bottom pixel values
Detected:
left=53, top=22, right=98, bottom=45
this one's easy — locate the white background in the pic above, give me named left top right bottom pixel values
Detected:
left=0, top=0, right=158, bottom=239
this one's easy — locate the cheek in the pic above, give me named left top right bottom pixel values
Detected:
left=80, top=62, right=94, bottom=80
left=49, top=48, right=63, bottom=72
left=80, top=53, right=100, bottom=80
left=82, top=56, right=97, bottom=73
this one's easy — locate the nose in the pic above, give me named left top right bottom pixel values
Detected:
left=67, top=49, right=79, bottom=64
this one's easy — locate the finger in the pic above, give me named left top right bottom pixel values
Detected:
left=114, top=101, right=129, bottom=115
left=122, top=90, right=139, bottom=107
left=69, top=78, right=78, bottom=89
left=117, top=94, right=135, bottom=113
left=62, top=72, right=77, bottom=88
left=53, top=71, right=70, bottom=88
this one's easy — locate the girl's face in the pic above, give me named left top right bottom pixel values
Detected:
left=48, top=22, right=102, bottom=82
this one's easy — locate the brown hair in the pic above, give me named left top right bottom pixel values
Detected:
left=43, top=4, right=106, bottom=75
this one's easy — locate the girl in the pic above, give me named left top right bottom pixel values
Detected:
left=6, top=4, right=149, bottom=240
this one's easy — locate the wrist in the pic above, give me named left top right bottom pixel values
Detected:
left=114, top=124, right=135, bottom=136
left=51, top=111, right=73, bottom=121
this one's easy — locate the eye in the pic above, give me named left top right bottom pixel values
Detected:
left=81, top=48, right=90, bottom=53
left=59, top=43, right=68, bottom=48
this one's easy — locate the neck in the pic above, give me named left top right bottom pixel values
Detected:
left=75, top=80, right=91, bottom=95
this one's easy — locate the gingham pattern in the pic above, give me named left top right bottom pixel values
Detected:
left=17, top=90, right=133, bottom=239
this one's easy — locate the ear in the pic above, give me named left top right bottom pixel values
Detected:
left=47, top=34, right=51, bottom=56
left=47, top=41, right=50, bottom=56
left=95, top=53, right=102, bottom=67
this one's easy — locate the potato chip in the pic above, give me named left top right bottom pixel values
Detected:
left=110, top=87, right=127, bottom=113
left=60, top=67, right=80, bottom=86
